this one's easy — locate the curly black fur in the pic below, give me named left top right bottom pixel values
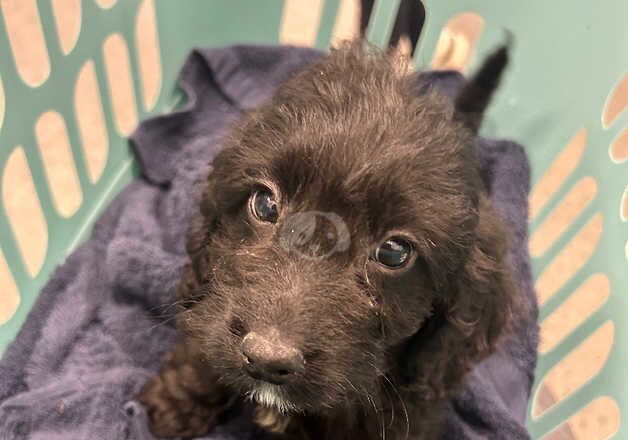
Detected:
left=139, top=42, right=520, bottom=440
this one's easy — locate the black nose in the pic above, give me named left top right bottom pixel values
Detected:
left=241, top=330, right=305, bottom=385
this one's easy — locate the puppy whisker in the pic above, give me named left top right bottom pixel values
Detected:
left=376, top=365, right=410, bottom=440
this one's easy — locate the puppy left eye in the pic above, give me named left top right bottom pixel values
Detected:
left=250, top=189, right=279, bottom=223
left=373, top=238, right=412, bottom=268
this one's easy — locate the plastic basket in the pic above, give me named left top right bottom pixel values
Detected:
left=0, top=1, right=626, bottom=438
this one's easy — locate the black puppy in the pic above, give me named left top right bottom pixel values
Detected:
left=139, top=42, right=518, bottom=440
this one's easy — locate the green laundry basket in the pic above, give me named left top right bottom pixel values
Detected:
left=0, top=1, right=626, bottom=438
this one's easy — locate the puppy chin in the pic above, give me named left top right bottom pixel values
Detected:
left=246, top=383, right=301, bottom=414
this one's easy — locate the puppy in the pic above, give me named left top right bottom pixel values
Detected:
left=139, top=42, right=518, bottom=439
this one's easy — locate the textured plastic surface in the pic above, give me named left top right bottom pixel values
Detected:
left=417, top=2, right=627, bottom=438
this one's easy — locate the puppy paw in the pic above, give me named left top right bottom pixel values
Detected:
left=139, top=368, right=226, bottom=438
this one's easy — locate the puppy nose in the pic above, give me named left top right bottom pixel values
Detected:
left=241, top=331, right=304, bottom=385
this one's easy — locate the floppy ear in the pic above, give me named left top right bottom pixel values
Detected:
left=397, top=196, right=516, bottom=400
left=176, top=176, right=219, bottom=304
left=454, top=39, right=510, bottom=133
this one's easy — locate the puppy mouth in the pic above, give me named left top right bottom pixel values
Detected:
left=245, top=382, right=301, bottom=413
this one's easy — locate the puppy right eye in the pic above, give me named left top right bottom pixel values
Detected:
left=373, top=238, right=412, bottom=269
left=250, top=189, right=278, bottom=223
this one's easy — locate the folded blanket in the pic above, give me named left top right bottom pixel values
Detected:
left=0, top=45, right=538, bottom=440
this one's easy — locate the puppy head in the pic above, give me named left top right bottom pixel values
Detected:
left=181, top=43, right=514, bottom=413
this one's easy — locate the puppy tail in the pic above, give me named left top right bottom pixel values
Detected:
left=454, top=32, right=512, bottom=133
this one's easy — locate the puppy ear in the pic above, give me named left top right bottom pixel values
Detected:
left=453, top=37, right=511, bottom=133
left=177, top=177, right=219, bottom=303
left=397, top=196, right=516, bottom=400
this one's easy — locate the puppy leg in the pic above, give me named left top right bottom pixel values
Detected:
left=139, top=340, right=235, bottom=438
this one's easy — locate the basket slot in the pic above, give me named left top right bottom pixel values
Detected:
left=50, top=0, right=81, bottom=55
left=280, top=0, right=324, bottom=47
left=538, top=273, right=610, bottom=354
left=366, top=0, right=401, bottom=47
left=34, top=111, right=83, bottom=218
left=94, top=0, right=117, bottom=9
left=0, top=249, right=19, bottom=325
left=530, top=177, right=598, bottom=259
left=0, top=0, right=50, bottom=86
left=535, top=213, right=603, bottom=306
left=74, top=60, right=110, bottom=184
left=1, top=146, right=49, bottom=277
left=134, top=0, right=161, bottom=112
left=541, top=396, right=619, bottom=440
left=102, top=33, right=138, bottom=136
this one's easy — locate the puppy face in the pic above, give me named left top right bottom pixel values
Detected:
left=181, top=46, right=488, bottom=414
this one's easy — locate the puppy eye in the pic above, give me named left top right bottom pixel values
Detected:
left=250, top=189, right=278, bottom=223
left=373, top=238, right=412, bottom=268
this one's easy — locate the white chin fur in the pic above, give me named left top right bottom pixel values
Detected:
left=247, top=383, right=300, bottom=413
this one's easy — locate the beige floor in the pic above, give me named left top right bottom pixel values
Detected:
left=1, top=1, right=626, bottom=439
